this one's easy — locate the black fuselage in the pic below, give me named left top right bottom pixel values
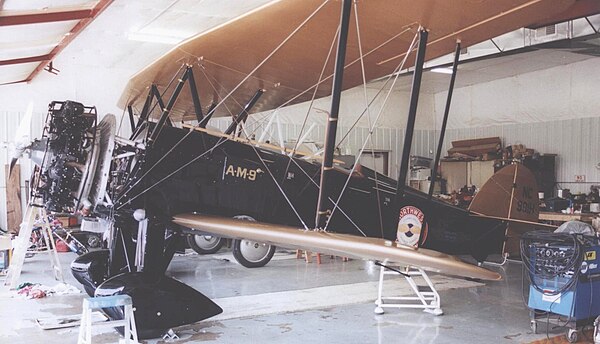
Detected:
left=127, top=126, right=506, bottom=261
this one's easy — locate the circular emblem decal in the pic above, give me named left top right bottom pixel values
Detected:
left=397, top=206, right=428, bottom=247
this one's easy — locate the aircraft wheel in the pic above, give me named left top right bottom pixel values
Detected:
left=231, top=215, right=275, bottom=268
left=187, top=233, right=225, bottom=254
left=232, top=239, right=275, bottom=268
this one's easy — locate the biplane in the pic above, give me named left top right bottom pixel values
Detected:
left=16, top=0, right=599, bottom=339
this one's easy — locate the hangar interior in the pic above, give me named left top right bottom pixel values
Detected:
left=1, top=1, right=600, bottom=343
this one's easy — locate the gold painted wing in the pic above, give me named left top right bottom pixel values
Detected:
left=119, top=0, right=578, bottom=122
left=173, top=213, right=501, bottom=281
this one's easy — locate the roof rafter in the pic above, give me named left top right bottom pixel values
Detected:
left=23, top=0, right=114, bottom=83
left=0, top=54, right=51, bottom=66
left=0, top=6, right=94, bottom=26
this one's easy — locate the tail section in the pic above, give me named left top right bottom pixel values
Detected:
left=469, top=163, right=551, bottom=258
left=469, top=163, right=539, bottom=223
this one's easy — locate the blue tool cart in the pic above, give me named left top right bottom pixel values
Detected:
left=521, top=231, right=600, bottom=343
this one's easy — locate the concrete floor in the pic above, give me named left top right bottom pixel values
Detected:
left=0, top=248, right=580, bottom=343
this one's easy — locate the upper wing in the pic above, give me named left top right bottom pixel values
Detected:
left=172, top=213, right=501, bottom=281
left=119, top=0, right=577, bottom=121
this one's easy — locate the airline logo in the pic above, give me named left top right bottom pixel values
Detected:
left=397, top=206, right=428, bottom=247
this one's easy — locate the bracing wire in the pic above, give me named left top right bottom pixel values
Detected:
left=353, top=3, right=384, bottom=238
left=284, top=25, right=340, bottom=166
left=324, top=29, right=420, bottom=231
left=114, top=1, right=330, bottom=205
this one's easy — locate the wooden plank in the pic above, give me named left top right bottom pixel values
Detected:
left=447, top=143, right=501, bottom=156
left=451, top=137, right=501, bottom=148
left=5, top=164, right=22, bottom=234
left=539, top=211, right=595, bottom=223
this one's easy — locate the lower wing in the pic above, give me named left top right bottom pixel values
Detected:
left=172, top=213, right=501, bottom=281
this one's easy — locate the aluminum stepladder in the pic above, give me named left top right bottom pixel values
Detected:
left=4, top=202, right=64, bottom=289
left=374, top=261, right=443, bottom=316
left=78, top=295, right=139, bottom=344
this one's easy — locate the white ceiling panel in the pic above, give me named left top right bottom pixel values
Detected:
left=0, top=20, right=77, bottom=60
left=0, top=62, right=37, bottom=84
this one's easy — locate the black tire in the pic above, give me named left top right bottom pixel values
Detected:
left=187, top=233, right=225, bottom=254
left=232, top=238, right=276, bottom=268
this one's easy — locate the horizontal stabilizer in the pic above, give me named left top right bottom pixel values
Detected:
left=173, top=214, right=501, bottom=281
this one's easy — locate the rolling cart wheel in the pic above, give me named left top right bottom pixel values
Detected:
left=530, top=320, right=537, bottom=334
left=567, top=328, right=578, bottom=343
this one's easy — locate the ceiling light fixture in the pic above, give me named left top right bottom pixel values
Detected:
left=430, top=67, right=454, bottom=74
left=127, top=31, right=186, bottom=45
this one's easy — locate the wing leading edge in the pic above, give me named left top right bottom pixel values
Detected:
left=172, top=213, right=501, bottom=281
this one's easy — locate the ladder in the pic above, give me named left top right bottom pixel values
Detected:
left=78, top=295, right=139, bottom=344
left=4, top=203, right=64, bottom=289
left=374, top=262, right=443, bottom=316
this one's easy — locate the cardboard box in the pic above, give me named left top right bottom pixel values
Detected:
left=55, top=216, right=79, bottom=228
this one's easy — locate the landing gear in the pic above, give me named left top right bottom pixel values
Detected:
left=232, top=238, right=276, bottom=268
left=187, top=233, right=224, bottom=254
left=231, top=215, right=275, bottom=268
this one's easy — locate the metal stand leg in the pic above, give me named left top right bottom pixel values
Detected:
left=374, top=264, right=443, bottom=316
left=39, top=208, right=64, bottom=282
left=4, top=204, right=64, bottom=289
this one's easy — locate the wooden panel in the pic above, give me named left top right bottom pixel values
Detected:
left=5, top=164, right=22, bottom=234
left=468, top=160, right=496, bottom=188
left=440, top=161, right=467, bottom=193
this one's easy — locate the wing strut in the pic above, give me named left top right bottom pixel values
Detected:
left=127, top=105, right=136, bottom=133
left=186, top=66, right=204, bottom=123
left=315, top=0, right=352, bottom=229
left=224, top=89, right=265, bottom=135
left=149, top=66, right=191, bottom=142
left=428, top=40, right=461, bottom=199
left=150, top=84, right=173, bottom=128
left=130, top=86, right=153, bottom=140
left=395, top=29, right=428, bottom=200
left=199, top=102, right=217, bottom=128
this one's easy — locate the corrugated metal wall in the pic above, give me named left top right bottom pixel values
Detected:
left=0, top=110, right=45, bottom=231
left=440, top=117, right=600, bottom=194
left=240, top=116, right=600, bottom=195
left=214, top=118, right=436, bottom=178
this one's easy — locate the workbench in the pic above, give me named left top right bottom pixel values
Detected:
left=539, top=211, right=595, bottom=223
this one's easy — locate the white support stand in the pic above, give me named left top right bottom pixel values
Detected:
left=374, top=263, right=443, bottom=316
left=78, top=295, right=139, bottom=344
left=4, top=204, right=63, bottom=289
